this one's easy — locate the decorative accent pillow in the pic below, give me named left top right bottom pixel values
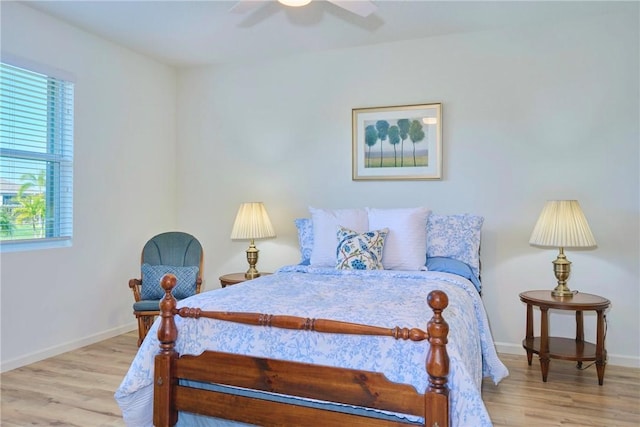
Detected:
left=309, top=207, right=369, bottom=267
left=367, top=207, right=431, bottom=271
left=141, top=264, right=199, bottom=300
left=336, top=226, right=388, bottom=270
left=426, top=214, right=483, bottom=280
left=294, top=218, right=313, bottom=265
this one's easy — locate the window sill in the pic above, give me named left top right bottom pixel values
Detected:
left=0, top=238, right=72, bottom=253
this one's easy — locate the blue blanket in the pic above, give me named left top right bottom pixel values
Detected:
left=115, top=266, right=508, bottom=426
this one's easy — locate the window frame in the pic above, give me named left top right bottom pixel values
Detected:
left=0, top=57, right=75, bottom=252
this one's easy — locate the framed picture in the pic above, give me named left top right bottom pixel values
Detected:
left=352, top=103, right=442, bottom=180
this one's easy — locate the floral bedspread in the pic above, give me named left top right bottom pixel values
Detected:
left=115, top=266, right=508, bottom=426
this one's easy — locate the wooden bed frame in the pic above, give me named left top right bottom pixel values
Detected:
left=154, top=274, right=450, bottom=427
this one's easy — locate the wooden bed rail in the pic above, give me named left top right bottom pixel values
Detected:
left=155, top=273, right=450, bottom=427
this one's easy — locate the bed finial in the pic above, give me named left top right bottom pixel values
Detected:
left=154, top=273, right=179, bottom=427
left=425, top=290, right=450, bottom=426
left=157, top=274, right=178, bottom=355
left=426, top=290, right=449, bottom=390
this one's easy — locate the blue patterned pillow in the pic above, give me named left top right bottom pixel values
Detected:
left=141, top=264, right=199, bottom=300
left=426, top=214, right=483, bottom=280
left=336, top=226, right=388, bottom=270
left=294, top=218, right=313, bottom=265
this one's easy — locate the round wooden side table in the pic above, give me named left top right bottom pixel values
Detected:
left=519, top=290, right=610, bottom=385
left=219, top=272, right=272, bottom=288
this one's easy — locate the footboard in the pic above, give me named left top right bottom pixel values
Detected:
left=154, top=274, right=450, bottom=427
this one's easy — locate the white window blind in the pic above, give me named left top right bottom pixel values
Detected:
left=0, top=62, right=74, bottom=246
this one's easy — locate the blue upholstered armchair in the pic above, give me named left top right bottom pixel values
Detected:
left=128, top=231, right=204, bottom=346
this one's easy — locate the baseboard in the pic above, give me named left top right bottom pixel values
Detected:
left=494, top=341, right=640, bottom=369
left=0, top=322, right=137, bottom=373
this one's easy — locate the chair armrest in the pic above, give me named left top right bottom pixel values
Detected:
left=129, top=278, right=142, bottom=302
left=195, top=277, right=203, bottom=294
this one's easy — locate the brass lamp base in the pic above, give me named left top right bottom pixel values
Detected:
left=551, top=283, right=575, bottom=298
left=244, top=239, right=262, bottom=279
left=551, top=248, right=574, bottom=298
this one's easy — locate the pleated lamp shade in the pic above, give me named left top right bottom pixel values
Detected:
left=230, top=202, right=276, bottom=240
left=529, top=200, right=596, bottom=248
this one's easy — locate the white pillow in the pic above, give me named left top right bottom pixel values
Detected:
left=367, top=207, right=431, bottom=271
left=309, top=207, right=369, bottom=267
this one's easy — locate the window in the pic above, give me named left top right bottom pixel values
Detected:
left=0, top=61, right=74, bottom=248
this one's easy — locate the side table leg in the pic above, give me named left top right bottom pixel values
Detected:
left=539, top=307, right=550, bottom=382
left=576, top=310, right=584, bottom=369
left=525, top=303, right=533, bottom=365
left=595, top=310, right=606, bottom=385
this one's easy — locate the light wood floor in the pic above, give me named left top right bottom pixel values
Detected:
left=1, top=330, right=638, bottom=426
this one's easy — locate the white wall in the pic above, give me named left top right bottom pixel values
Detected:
left=1, top=3, right=638, bottom=371
left=1, top=3, right=178, bottom=370
left=176, top=10, right=639, bottom=366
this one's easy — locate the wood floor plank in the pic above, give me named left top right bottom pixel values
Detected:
left=1, top=331, right=137, bottom=427
left=1, top=331, right=639, bottom=426
left=483, top=353, right=640, bottom=426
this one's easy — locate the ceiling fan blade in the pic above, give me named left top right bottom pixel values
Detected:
left=326, top=0, right=377, bottom=17
left=229, top=0, right=271, bottom=14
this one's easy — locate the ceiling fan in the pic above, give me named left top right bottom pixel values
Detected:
left=230, top=0, right=377, bottom=18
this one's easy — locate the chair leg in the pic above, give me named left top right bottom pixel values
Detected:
left=137, top=316, right=146, bottom=347
left=137, top=315, right=156, bottom=347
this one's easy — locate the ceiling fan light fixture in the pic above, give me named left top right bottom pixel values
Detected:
left=278, top=0, right=312, bottom=7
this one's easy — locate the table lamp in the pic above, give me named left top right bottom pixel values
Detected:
left=529, top=200, right=597, bottom=298
left=230, top=202, right=276, bottom=279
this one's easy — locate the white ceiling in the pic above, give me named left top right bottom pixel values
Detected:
left=22, top=0, right=630, bottom=68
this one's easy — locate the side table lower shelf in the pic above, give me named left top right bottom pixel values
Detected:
left=522, top=337, right=598, bottom=363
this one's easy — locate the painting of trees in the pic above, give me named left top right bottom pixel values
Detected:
left=352, top=103, right=441, bottom=180
left=362, top=117, right=428, bottom=168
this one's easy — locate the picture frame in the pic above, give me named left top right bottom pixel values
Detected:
left=352, top=103, right=442, bottom=180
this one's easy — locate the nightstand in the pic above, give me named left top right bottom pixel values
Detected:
left=219, top=272, right=272, bottom=288
left=519, top=290, right=610, bottom=385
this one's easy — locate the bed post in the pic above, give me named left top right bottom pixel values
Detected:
left=153, top=274, right=179, bottom=427
left=424, top=290, right=450, bottom=427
